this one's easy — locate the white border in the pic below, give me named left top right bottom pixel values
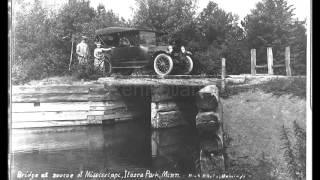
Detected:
left=306, top=0, right=312, bottom=179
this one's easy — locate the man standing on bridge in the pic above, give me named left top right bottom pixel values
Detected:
left=76, top=36, right=90, bottom=79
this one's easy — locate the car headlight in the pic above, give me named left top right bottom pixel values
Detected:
left=167, top=45, right=173, bottom=53
left=181, top=46, right=186, bottom=53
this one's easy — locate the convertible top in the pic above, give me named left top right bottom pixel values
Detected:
left=95, top=27, right=163, bottom=35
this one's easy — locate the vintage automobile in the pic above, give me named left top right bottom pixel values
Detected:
left=94, top=27, right=194, bottom=76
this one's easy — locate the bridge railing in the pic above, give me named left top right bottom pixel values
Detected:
left=250, top=47, right=292, bottom=76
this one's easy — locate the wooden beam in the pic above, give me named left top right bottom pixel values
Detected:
left=89, top=105, right=131, bottom=111
left=12, top=85, right=104, bottom=94
left=99, top=77, right=221, bottom=87
left=221, top=58, right=226, bottom=92
left=114, top=75, right=217, bottom=79
left=12, top=102, right=91, bottom=112
left=12, top=111, right=105, bottom=122
left=12, top=101, right=133, bottom=113
left=12, top=119, right=104, bottom=129
left=87, top=112, right=139, bottom=121
left=272, top=64, right=285, bottom=68
left=267, top=47, right=274, bottom=75
left=293, top=64, right=306, bottom=68
left=251, top=49, right=256, bottom=75
left=256, top=64, right=268, bottom=68
left=12, top=109, right=139, bottom=122
left=12, top=92, right=124, bottom=103
left=12, top=93, right=90, bottom=103
left=12, top=113, right=138, bottom=129
left=285, top=46, right=292, bottom=76
left=68, top=34, right=74, bottom=71
left=221, top=58, right=226, bottom=79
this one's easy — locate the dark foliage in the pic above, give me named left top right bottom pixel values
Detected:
left=12, top=0, right=307, bottom=84
left=242, top=0, right=307, bottom=75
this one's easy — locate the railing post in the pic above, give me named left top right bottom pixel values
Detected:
left=251, top=49, right=256, bottom=76
left=221, top=58, right=226, bottom=92
left=285, top=46, right=292, bottom=76
left=221, top=58, right=226, bottom=79
left=267, top=47, right=274, bottom=75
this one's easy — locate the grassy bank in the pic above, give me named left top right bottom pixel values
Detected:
left=222, top=76, right=306, bottom=99
left=221, top=77, right=306, bottom=179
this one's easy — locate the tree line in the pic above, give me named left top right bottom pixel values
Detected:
left=12, top=0, right=307, bottom=84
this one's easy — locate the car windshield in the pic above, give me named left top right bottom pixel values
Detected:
left=139, top=31, right=156, bottom=45
left=97, top=31, right=140, bottom=47
left=96, top=34, right=118, bottom=47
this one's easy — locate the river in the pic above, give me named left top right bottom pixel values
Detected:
left=10, top=120, right=201, bottom=179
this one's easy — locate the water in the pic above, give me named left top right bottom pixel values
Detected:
left=10, top=120, right=200, bottom=179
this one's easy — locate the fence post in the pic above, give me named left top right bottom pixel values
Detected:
left=221, top=58, right=226, bottom=92
left=285, top=46, right=292, bottom=76
left=222, top=58, right=226, bottom=79
left=68, top=34, right=75, bottom=71
left=251, top=49, right=256, bottom=76
left=267, top=47, right=274, bottom=75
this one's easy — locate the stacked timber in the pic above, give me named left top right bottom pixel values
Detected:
left=195, top=85, right=225, bottom=173
left=150, top=86, right=198, bottom=129
left=11, top=84, right=142, bottom=129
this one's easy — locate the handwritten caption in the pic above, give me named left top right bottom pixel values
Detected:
left=17, top=170, right=247, bottom=179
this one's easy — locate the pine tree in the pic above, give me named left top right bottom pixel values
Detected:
left=242, top=0, right=306, bottom=75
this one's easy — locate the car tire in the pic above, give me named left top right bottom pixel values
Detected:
left=104, top=57, right=112, bottom=77
left=182, top=56, right=194, bottom=75
left=154, top=53, right=173, bottom=76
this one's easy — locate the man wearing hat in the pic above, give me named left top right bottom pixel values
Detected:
left=76, top=36, right=90, bottom=78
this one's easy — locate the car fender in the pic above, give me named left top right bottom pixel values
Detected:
left=151, top=50, right=170, bottom=59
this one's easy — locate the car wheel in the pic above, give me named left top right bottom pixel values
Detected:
left=104, top=57, right=112, bottom=77
left=182, top=55, right=193, bottom=75
left=154, top=54, right=173, bottom=76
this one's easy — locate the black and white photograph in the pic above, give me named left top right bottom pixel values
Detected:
left=8, top=0, right=311, bottom=179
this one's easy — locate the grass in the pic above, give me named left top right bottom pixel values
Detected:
left=221, top=77, right=306, bottom=99
left=221, top=77, right=306, bottom=179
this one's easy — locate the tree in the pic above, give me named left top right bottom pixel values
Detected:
left=242, top=0, right=306, bottom=74
left=53, top=0, right=96, bottom=54
left=93, top=4, right=129, bottom=30
left=190, top=1, right=248, bottom=74
left=12, top=0, right=133, bottom=84
left=133, top=0, right=197, bottom=44
left=13, top=0, right=65, bottom=83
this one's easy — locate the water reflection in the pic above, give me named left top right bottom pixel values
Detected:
left=11, top=121, right=200, bottom=179
left=151, top=127, right=200, bottom=175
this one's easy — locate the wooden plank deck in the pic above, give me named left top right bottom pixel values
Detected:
left=98, top=76, right=221, bottom=87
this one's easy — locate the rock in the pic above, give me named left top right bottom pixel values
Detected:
left=200, top=150, right=225, bottom=173
left=196, top=111, right=220, bottom=127
left=196, top=85, right=219, bottom=111
left=152, top=102, right=179, bottom=112
left=151, top=110, right=188, bottom=128
left=152, top=101, right=195, bottom=112
left=199, top=137, right=224, bottom=153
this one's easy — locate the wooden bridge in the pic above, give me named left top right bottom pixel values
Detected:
left=11, top=76, right=223, bottom=129
left=11, top=75, right=247, bottom=173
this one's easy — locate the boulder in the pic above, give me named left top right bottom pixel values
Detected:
left=196, top=85, right=219, bottom=111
